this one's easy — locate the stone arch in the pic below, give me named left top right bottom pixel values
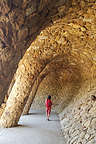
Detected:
left=0, top=55, right=58, bottom=127
left=23, top=56, right=83, bottom=115
left=0, top=46, right=88, bottom=127
left=0, top=1, right=96, bottom=137
left=0, top=0, right=70, bottom=105
left=0, top=50, right=72, bottom=127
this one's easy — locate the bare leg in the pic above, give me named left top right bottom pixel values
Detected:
left=47, top=108, right=51, bottom=121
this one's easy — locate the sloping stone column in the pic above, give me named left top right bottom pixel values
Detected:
left=0, top=37, right=60, bottom=127
left=0, top=58, right=48, bottom=127
left=22, top=68, right=48, bottom=115
left=0, top=24, right=68, bottom=127
left=22, top=56, right=67, bottom=115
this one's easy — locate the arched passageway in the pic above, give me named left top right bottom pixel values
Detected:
left=0, top=0, right=96, bottom=143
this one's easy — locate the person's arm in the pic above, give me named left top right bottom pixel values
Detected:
left=51, top=100, right=52, bottom=106
left=45, top=99, right=47, bottom=106
left=52, top=103, right=58, bottom=107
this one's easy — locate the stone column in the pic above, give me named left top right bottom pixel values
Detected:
left=22, top=70, right=48, bottom=115
left=22, top=56, right=65, bottom=115
left=0, top=58, right=48, bottom=127
left=0, top=35, right=59, bottom=127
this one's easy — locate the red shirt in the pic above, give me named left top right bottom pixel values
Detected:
left=45, top=99, right=52, bottom=108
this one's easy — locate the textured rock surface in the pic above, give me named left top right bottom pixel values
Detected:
left=59, top=86, right=96, bottom=144
left=0, top=1, right=96, bottom=144
left=31, top=0, right=96, bottom=113
left=0, top=0, right=68, bottom=105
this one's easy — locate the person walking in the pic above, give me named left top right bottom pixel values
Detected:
left=45, top=95, right=52, bottom=121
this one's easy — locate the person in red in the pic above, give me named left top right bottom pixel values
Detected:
left=45, top=95, right=52, bottom=121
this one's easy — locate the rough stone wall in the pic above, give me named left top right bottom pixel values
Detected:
left=31, top=76, right=96, bottom=144
left=59, top=81, right=96, bottom=144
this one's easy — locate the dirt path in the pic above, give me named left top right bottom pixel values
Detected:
left=0, top=110, right=65, bottom=144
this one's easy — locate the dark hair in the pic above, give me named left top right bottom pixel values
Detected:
left=48, top=95, right=51, bottom=100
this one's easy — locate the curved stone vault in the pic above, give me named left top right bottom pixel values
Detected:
left=0, top=0, right=70, bottom=105
left=0, top=0, right=96, bottom=143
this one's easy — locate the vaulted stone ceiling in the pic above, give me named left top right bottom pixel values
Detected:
left=0, top=0, right=71, bottom=105
left=23, top=0, right=96, bottom=113
left=0, top=0, right=96, bottom=130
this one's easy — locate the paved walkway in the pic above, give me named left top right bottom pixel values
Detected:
left=0, top=110, right=65, bottom=144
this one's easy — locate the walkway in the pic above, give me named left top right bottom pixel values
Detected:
left=0, top=110, right=65, bottom=144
